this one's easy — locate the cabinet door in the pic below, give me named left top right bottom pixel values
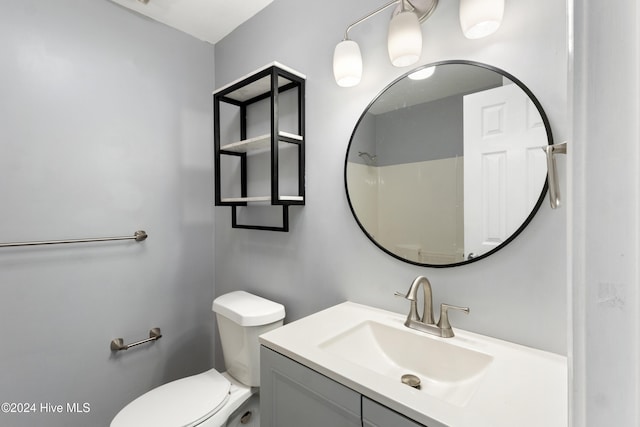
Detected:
left=260, top=346, right=361, bottom=427
left=362, top=397, right=429, bottom=427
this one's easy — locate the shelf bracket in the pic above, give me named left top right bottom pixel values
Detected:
left=232, top=205, right=290, bottom=232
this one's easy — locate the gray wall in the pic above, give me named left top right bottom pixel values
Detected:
left=348, top=95, right=463, bottom=166
left=375, top=94, right=463, bottom=165
left=214, top=0, right=567, bottom=366
left=348, top=112, right=377, bottom=165
left=0, top=1, right=215, bottom=426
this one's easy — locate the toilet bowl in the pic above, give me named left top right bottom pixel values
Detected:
left=111, top=291, right=284, bottom=427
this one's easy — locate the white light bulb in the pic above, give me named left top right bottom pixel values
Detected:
left=459, top=0, right=504, bottom=39
left=408, top=66, right=435, bottom=80
left=387, top=11, right=422, bottom=67
left=333, top=40, right=362, bottom=87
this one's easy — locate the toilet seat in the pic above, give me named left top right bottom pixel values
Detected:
left=111, top=369, right=231, bottom=427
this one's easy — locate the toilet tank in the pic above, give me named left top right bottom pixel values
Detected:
left=212, top=291, right=285, bottom=387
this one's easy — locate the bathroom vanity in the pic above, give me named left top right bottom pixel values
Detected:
left=261, top=346, right=428, bottom=427
left=259, top=302, right=567, bottom=427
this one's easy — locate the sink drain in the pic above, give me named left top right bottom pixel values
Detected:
left=401, top=374, right=421, bottom=389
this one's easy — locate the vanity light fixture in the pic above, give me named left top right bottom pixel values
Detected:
left=333, top=0, right=504, bottom=87
left=333, top=40, right=363, bottom=88
left=387, top=1, right=423, bottom=67
left=459, top=0, right=504, bottom=39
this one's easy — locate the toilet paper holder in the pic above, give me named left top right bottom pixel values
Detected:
left=111, top=328, right=162, bottom=352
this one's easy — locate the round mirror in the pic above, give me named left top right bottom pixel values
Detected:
left=344, top=60, right=553, bottom=267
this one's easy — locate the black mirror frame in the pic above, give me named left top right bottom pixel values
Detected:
left=343, top=60, right=555, bottom=268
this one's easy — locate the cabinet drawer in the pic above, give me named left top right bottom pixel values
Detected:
left=363, top=397, right=428, bottom=427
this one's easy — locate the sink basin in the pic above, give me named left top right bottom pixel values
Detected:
left=318, top=320, right=493, bottom=406
left=259, top=301, right=567, bottom=427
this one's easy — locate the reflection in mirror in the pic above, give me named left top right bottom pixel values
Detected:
left=345, top=61, right=552, bottom=267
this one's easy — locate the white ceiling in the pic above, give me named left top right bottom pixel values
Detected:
left=109, top=0, right=274, bottom=44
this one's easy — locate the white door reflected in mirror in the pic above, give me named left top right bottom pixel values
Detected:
left=463, top=83, right=547, bottom=259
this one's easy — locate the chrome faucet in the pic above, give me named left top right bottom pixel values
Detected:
left=396, top=276, right=469, bottom=338
left=396, top=276, right=436, bottom=325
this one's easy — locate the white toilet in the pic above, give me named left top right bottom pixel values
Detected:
left=111, top=291, right=285, bottom=427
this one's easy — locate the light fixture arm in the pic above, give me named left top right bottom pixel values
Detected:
left=343, top=0, right=400, bottom=40
left=343, top=0, right=438, bottom=40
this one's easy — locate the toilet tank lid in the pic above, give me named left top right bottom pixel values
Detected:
left=212, top=291, right=285, bottom=326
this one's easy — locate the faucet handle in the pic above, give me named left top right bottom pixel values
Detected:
left=394, top=290, right=420, bottom=323
left=394, top=291, right=410, bottom=299
left=437, top=303, right=469, bottom=338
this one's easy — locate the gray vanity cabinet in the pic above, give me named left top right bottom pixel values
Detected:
left=260, top=346, right=361, bottom=427
left=261, top=346, right=429, bottom=427
left=363, top=397, right=427, bottom=427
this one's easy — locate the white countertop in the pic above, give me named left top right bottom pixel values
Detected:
left=259, top=301, right=567, bottom=427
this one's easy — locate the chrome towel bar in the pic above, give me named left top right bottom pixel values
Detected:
left=0, top=230, right=148, bottom=248
left=111, top=328, right=162, bottom=352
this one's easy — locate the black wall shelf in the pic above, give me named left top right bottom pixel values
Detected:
left=214, top=62, right=306, bottom=232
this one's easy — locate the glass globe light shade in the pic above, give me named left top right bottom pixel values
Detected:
left=333, top=40, right=362, bottom=87
left=459, top=0, right=504, bottom=39
left=387, top=11, right=422, bottom=67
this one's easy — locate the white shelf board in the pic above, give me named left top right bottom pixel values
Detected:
left=221, top=195, right=304, bottom=203
left=220, top=131, right=303, bottom=153
left=213, top=62, right=306, bottom=102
